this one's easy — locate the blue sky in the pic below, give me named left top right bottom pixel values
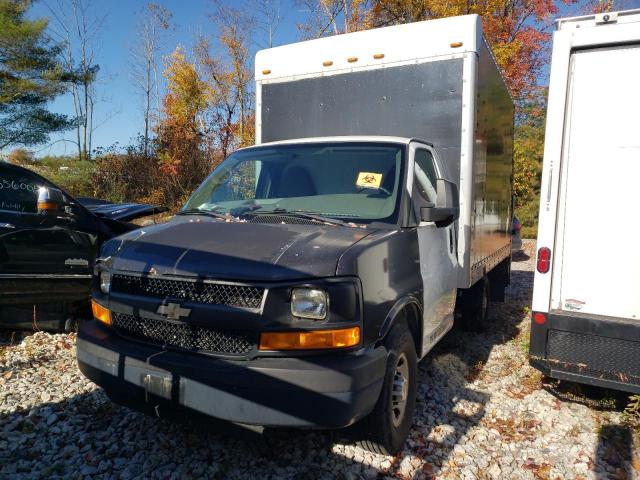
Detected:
left=28, top=0, right=307, bottom=157
left=25, top=0, right=640, bottom=157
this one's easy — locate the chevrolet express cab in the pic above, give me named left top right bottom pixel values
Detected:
left=77, top=14, right=514, bottom=454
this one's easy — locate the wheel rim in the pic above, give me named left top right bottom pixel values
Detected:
left=391, top=352, right=409, bottom=427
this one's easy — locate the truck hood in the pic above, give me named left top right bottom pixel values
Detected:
left=106, top=216, right=373, bottom=281
left=77, top=197, right=165, bottom=222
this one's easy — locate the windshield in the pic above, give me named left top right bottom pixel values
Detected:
left=182, top=142, right=405, bottom=223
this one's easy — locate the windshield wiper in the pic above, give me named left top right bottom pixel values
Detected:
left=176, top=209, right=236, bottom=221
left=251, top=208, right=354, bottom=227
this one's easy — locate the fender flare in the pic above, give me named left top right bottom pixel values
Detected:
left=378, top=295, right=423, bottom=353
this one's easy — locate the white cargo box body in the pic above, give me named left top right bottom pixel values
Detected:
left=530, top=9, right=640, bottom=394
left=255, top=15, right=514, bottom=289
left=533, top=9, right=640, bottom=319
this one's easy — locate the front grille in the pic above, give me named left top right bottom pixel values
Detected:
left=547, top=330, right=640, bottom=386
left=112, top=312, right=255, bottom=356
left=111, top=274, right=264, bottom=309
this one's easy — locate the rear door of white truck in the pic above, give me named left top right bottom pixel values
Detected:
left=551, top=45, right=640, bottom=320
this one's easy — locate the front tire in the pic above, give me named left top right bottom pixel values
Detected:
left=357, top=322, right=417, bottom=455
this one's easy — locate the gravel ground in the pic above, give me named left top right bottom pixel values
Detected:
left=1, top=239, right=638, bottom=479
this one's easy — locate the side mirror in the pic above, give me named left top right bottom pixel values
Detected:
left=37, top=187, right=72, bottom=216
left=420, top=179, right=460, bottom=227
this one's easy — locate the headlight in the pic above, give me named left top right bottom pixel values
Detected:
left=291, top=288, right=327, bottom=320
left=99, top=270, right=112, bottom=294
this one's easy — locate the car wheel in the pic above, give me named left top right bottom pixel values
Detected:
left=357, top=322, right=417, bottom=455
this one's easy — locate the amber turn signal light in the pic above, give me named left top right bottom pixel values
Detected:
left=36, top=201, right=58, bottom=211
left=91, top=300, right=112, bottom=326
left=259, top=327, right=360, bottom=351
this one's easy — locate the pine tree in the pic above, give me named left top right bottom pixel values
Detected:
left=0, top=0, right=71, bottom=149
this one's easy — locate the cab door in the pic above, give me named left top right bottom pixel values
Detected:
left=409, top=143, right=458, bottom=356
left=0, top=164, right=103, bottom=305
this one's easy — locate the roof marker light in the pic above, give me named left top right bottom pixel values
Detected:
left=347, top=56, right=358, bottom=63
left=373, top=53, right=384, bottom=59
left=262, top=69, right=271, bottom=75
left=450, top=42, right=463, bottom=48
left=322, top=60, right=333, bottom=67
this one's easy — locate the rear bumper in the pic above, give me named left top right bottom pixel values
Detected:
left=77, top=321, right=387, bottom=428
left=529, top=311, right=640, bottom=394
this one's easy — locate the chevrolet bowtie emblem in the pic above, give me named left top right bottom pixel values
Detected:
left=157, top=302, right=191, bottom=320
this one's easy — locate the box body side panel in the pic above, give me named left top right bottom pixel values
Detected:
left=465, top=41, right=514, bottom=287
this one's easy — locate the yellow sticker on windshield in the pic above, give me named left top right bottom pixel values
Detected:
left=356, top=172, right=382, bottom=189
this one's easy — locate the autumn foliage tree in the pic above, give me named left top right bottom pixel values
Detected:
left=155, top=46, right=210, bottom=206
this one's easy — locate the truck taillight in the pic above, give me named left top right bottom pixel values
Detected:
left=533, top=312, right=546, bottom=325
left=537, top=247, right=551, bottom=273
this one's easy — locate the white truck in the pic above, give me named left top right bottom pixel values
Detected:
left=78, top=14, right=513, bottom=454
left=530, top=9, right=640, bottom=393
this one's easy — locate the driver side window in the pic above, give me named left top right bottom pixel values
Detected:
left=413, top=149, right=438, bottom=204
left=211, top=161, right=261, bottom=202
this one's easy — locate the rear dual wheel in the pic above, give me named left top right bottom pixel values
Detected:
left=460, top=276, right=490, bottom=332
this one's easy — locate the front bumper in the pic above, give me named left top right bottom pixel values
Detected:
left=77, top=321, right=387, bottom=428
left=529, top=311, right=640, bottom=394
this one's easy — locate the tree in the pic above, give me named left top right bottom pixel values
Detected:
left=46, top=0, right=104, bottom=160
left=130, top=3, right=172, bottom=157
left=209, top=2, right=254, bottom=147
left=297, top=0, right=368, bottom=37
left=514, top=90, right=546, bottom=205
left=194, top=36, right=238, bottom=160
left=156, top=46, right=209, bottom=205
left=0, top=0, right=71, bottom=149
left=254, top=0, right=283, bottom=48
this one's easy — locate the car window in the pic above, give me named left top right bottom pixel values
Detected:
left=184, top=143, right=405, bottom=223
left=0, top=167, right=47, bottom=214
left=413, top=149, right=438, bottom=204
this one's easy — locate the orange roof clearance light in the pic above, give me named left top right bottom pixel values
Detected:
left=323, top=60, right=333, bottom=67
left=259, top=327, right=360, bottom=351
left=450, top=42, right=464, bottom=48
left=373, top=53, right=385, bottom=59
left=262, top=69, right=272, bottom=75
left=347, top=56, right=358, bottom=63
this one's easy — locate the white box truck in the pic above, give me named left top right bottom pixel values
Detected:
left=78, top=14, right=513, bottom=454
left=530, top=9, right=640, bottom=393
